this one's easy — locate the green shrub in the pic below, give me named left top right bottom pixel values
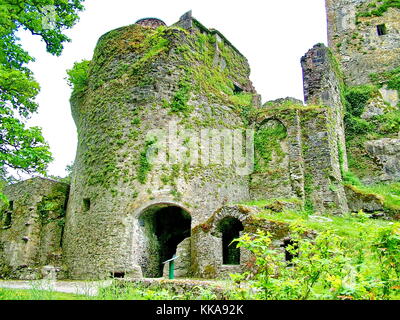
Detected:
left=233, top=220, right=400, bottom=300
left=66, top=60, right=91, bottom=93
left=344, top=85, right=377, bottom=117
left=344, top=114, right=374, bottom=137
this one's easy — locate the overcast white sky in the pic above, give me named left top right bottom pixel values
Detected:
left=18, top=0, right=328, bottom=178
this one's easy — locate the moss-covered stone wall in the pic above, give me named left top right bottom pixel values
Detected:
left=63, top=13, right=257, bottom=279
left=0, top=178, right=69, bottom=279
left=326, top=0, right=400, bottom=86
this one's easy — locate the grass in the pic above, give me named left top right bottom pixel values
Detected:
left=355, top=182, right=400, bottom=212
left=257, top=209, right=391, bottom=238
left=0, top=280, right=229, bottom=301
left=0, top=288, right=86, bottom=300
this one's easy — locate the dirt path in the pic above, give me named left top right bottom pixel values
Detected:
left=0, top=280, right=113, bottom=296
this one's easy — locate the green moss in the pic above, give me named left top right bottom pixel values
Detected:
left=343, top=171, right=363, bottom=187
left=254, top=121, right=287, bottom=173
left=168, top=69, right=193, bottom=114
left=357, top=0, right=400, bottom=19
left=370, top=66, right=400, bottom=99
left=179, top=27, right=255, bottom=119
left=304, top=173, right=315, bottom=213
left=137, top=138, right=157, bottom=184
left=36, top=184, right=68, bottom=225
left=344, top=85, right=378, bottom=117
left=349, top=181, right=400, bottom=215
left=339, top=64, right=400, bottom=179
left=328, top=48, right=347, bottom=107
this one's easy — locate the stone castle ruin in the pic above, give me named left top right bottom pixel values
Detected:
left=1, top=1, right=399, bottom=280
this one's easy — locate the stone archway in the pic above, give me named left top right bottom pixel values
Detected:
left=137, top=204, right=191, bottom=278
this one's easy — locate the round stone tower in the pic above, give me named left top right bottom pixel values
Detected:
left=135, top=17, right=166, bottom=29
left=63, top=13, right=258, bottom=279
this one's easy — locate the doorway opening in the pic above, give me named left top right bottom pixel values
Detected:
left=218, top=217, right=244, bottom=265
left=138, top=205, right=191, bottom=277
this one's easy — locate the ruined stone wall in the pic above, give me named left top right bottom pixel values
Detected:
left=326, top=1, right=400, bottom=185
left=191, top=205, right=291, bottom=279
left=299, top=107, right=349, bottom=214
left=63, top=14, right=257, bottom=279
left=301, top=44, right=349, bottom=214
left=250, top=99, right=305, bottom=203
left=0, top=178, right=69, bottom=279
left=326, top=0, right=400, bottom=86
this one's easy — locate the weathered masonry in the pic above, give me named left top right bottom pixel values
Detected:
left=1, top=3, right=399, bottom=280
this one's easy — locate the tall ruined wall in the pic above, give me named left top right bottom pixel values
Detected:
left=301, top=43, right=348, bottom=171
left=326, top=0, right=400, bottom=185
left=63, top=13, right=257, bottom=279
left=0, top=178, right=69, bottom=279
left=250, top=98, right=305, bottom=203
left=326, top=0, right=400, bottom=86
left=300, top=44, right=349, bottom=214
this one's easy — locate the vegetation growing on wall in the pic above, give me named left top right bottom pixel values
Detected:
left=68, top=22, right=256, bottom=193
left=342, top=79, right=399, bottom=184
left=37, top=185, right=68, bottom=226
left=357, top=0, right=400, bottom=19
left=66, top=60, right=90, bottom=94
left=137, top=138, right=157, bottom=184
left=177, top=28, right=255, bottom=119
left=254, top=121, right=287, bottom=173
left=370, top=66, right=400, bottom=97
left=337, top=72, right=400, bottom=216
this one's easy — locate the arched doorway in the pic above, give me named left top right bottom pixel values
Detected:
left=138, top=204, right=191, bottom=278
left=217, top=217, right=244, bottom=265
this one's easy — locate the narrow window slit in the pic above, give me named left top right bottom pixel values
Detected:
left=83, top=198, right=91, bottom=212
left=377, top=24, right=387, bottom=36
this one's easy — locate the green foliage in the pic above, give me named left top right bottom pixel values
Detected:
left=343, top=171, right=363, bottom=187
left=180, top=28, right=255, bottom=119
left=356, top=183, right=400, bottom=213
left=304, top=173, right=315, bottom=213
left=344, top=115, right=374, bottom=137
left=95, top=282, right=222, bottom=300
left=169, top=70, right=193, bottom=114
left=96, top=282, right=174, bottom=300
left=0, top=0, right=85, bottom=181
left=344, top=85, right=377, bottom=117
left=254, top=121, right=287, bottom=173
left=370, top=66, right=400, bottom=96
left=66, top=60, right=90, bottom=93
left=343, top=167, right=400, bottom=214
left=233, top=218, right=400, bottom=300
left=0, top=287, right=85, bottom=300
left=357, top=0, right=400, bottom=18
left=0, top=111, right=53, bottom=179
left=137, top=138, right=157, bottom=184
left=372, top=226, right=400, bottom=298
left=343, top=81, right=400, bottom=180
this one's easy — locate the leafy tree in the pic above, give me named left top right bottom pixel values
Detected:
left=0, top=0, right=85, bottom=187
